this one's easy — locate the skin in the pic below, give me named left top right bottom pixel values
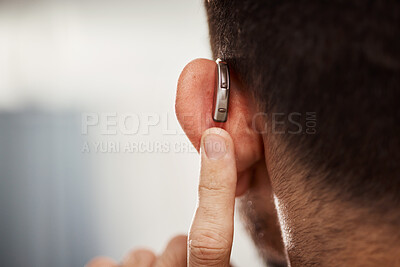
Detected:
left=88, top=59, right=400, bottom=266
left=88, top=127, right=238, bottom=267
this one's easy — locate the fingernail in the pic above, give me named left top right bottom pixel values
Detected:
left=203, top=134, right=227, bottom=160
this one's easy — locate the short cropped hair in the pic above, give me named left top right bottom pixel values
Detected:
left=205, top=0, right=400, bottom=202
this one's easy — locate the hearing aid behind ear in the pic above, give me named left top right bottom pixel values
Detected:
left=212, top=59, right=230, bottom=122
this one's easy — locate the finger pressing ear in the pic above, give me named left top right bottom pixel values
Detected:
left=188, top=127, right=237, bottom=267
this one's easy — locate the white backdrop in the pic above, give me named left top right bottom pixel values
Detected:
left=0, top=0, right=264, bottom=266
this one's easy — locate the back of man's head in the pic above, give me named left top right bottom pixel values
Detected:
left=205, top=0, right=400, bottom=206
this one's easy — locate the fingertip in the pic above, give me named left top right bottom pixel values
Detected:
left=201, top=127, right=233, bottom=145
left=122, top=249, right=156, bottom=266
left=85, top=257, right=117, bottom=267
left=201, top=127, right=235, bottom=160
left=166, top=234, right=188, bottom=250
left=155, top=235, right=187, bottom=267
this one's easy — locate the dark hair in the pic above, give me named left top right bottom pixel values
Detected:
left=205, top=0, right=400, bottom=202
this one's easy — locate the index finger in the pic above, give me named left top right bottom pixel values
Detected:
left=188, top=127, right=237, bottom=267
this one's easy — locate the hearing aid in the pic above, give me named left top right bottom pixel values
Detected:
left=212, top=59, right=230, bottom=122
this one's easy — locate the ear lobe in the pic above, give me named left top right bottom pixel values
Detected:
left=176, top=58, right=264, bottom=196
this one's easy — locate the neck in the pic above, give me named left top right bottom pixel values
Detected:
left=264, top=137, right=400, bottom=266
left=269, top=164, right=400, bottom=266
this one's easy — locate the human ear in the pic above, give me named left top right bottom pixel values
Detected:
left=176, top=58, right=264, bottom=196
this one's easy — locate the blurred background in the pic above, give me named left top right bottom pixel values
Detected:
left=0, top=0, right=263, bottom=266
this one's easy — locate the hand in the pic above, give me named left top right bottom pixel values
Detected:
left=87, top=127, right=237, bottom=267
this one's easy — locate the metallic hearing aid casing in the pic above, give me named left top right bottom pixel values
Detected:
left=212, top=59, right=230, bottom=122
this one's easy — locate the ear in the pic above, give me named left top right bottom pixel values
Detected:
left=176, top=58, right=264, bottom=196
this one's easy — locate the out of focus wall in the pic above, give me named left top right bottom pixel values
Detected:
left=0, top=111, right=96, bottom=266
left=0, top=1, right=263, bottom=266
